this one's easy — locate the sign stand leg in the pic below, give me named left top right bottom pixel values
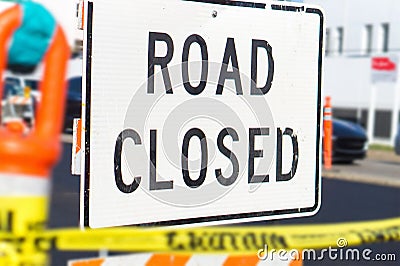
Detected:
left=367, top=83, right=376, bottom=142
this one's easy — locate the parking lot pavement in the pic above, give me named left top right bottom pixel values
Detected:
left=323, top=149, right=400, bottom=187
left=366, top=149, right=400, bottom=163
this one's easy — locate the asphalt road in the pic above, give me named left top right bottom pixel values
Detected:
left=48, top=142, right=400, bottom=265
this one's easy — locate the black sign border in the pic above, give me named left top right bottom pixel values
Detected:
left=84, top=0, right=323, bottom=227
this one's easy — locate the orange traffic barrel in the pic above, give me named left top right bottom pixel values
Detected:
left=0, top=3, right=70, bottom=265
left=0, top=4, right=70, bottom=177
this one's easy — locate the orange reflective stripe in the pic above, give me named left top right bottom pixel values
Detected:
left=223, top=256, right=260, bottom=266
left=8, top=96, right=31, bottom=104
left=289, top=251, right=302, bottom=266
left=76, top=119, right=82, bottom=154
left=71, top=258, right=105, bottom=266
left=145, top=254, right=191, bottom=266
left=81, top=0, right=85, bottom=29
left=323, top=96, right=332, bottom=169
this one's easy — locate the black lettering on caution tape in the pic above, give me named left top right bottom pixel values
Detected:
left=0, top=210, right=13, bottom=233
left=166, top=230, right=288, bottom=251
left=351, top=226, right=400, bottom=245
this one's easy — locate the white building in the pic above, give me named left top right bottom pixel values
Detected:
left=32, top=0, right=82, bottom=47
left=303, top=0, right=400, bottom=145
left=30, top=0, right=400, bottom=145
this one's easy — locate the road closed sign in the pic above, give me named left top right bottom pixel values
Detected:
left=81, top=0, right=324, bottom=228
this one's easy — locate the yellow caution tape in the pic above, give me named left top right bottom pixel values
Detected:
left=1, top=196, right=48, bottom=266
left=0, top=196, right=47, bottom=235
left=1, top=217, right=400, bottom=256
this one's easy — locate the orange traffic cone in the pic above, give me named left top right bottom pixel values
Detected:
left=323, top=96, right=333, bottom=169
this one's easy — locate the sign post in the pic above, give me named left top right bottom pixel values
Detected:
left=81, top=0, right=324, bottom=228
left=369, top=55, right=398, bottom=143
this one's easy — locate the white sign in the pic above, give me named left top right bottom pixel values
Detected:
left=81, top=0, right=324, bottom=228
left=371, top=55, right=398, bottom=83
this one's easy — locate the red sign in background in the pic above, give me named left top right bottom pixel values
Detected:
left=372, top=57, right=396, bottom=71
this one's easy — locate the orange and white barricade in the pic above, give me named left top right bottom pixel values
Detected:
left=68, top=253, right=302, bottom=266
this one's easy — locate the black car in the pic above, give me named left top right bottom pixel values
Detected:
left=395, top=125, right=400, bottom=155
left=324, top=118, right=368, bottom=163
left=63, top=76, right=82, bottom=131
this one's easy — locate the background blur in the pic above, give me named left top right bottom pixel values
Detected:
left=2, top=0, right=400, bottom=265
left=40, top=0, right=400, bottom=147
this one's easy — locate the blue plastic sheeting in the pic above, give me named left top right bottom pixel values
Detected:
left=6, top=0, right=56, bottom=68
